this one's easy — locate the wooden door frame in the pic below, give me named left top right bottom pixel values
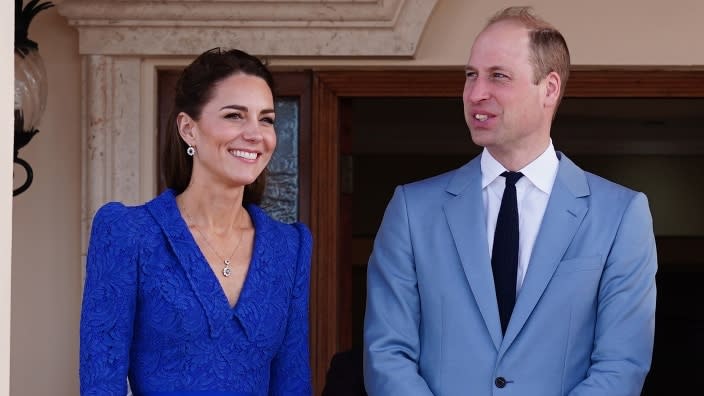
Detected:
left=308, top=68, right=704, bottom=393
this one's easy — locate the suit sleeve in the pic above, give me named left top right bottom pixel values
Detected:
left=364, top=186, right=435, bottom=396
left=568, top=192, right=657, bottom=396
left=79, top=203, right=138, bottom=396
left=269, top=222, right=313, bottom=396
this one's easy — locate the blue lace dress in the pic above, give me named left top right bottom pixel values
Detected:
left=79, top=190, right=312, bottom=396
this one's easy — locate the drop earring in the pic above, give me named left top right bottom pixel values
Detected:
left=186, top=145, right=195, bottom=156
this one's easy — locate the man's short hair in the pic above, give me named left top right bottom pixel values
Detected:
left=488, top=6, right=571, bottom=103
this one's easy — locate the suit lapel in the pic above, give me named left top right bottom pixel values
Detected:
left=500, top=153, right=590, bottom=352
left=443, top=158, right=503, bottom=350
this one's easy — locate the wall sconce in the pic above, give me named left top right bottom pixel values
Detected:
left=14, top=0, right=54, bottom=196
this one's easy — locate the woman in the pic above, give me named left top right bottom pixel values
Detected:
left=80, top=48, right=312, bottom=396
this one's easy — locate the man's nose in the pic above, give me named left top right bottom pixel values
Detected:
left=465, top=78, right=490, bottom=103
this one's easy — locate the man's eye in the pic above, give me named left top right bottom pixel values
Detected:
left=465, top=71, right=477, bottom=79
left=492, top=72, right=508, bottom=79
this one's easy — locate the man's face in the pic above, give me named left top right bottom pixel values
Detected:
left=463, top=20, right=553, bottom=161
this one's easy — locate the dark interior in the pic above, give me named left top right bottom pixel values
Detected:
left=345, top=97, right=704, bottom=395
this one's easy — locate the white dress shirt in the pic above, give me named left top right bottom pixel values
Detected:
left=481, top=142, right=559, bottom=295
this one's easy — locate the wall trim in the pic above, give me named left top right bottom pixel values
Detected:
left=57, top=0, right=438, bottom=56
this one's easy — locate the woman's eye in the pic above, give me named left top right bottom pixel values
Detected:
left=225, top=112, right=243, bottom=120
left=261, top=117, right=275, bottom=125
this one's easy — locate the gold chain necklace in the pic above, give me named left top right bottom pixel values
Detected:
left=184, top=209, right=244, bottom=278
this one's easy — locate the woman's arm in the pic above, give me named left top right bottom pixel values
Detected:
left=268, top=223, right=313, bottom=396
left=80, top=203, right=139, bottom=396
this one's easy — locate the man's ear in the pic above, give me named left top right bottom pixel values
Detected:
left=176, top=112, right=197, bottom=146
left=544, top=71, right=561, bottom=108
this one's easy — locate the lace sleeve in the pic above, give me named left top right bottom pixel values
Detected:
left=80, top=203, right=139, bottom=396
left=268, top=222, right=313, bottom=396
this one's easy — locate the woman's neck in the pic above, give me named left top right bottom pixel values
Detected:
left=176, top=183, right=248, bottom=234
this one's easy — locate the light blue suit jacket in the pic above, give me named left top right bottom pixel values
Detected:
left=364, top=152, right=657, bottom=396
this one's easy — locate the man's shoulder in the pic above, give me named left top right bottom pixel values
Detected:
left=403, top=168, right=456, bottom=190
left=583, top=170, right=640, bottom=200
left=558, top=152, right=641, bottom=201
left=401, top=157, right=479, bottom=195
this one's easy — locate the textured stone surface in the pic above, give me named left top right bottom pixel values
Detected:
left=58, top=0, right=437, bottom=56
left=82, top=55, right=143, bottom=250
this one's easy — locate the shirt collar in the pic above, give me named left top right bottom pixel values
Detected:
left=480, top=140, right=559, bottom=194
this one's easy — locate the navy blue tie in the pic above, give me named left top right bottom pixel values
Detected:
left=492, top=171, right=523, bottom=334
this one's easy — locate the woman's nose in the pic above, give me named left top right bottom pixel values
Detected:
left=242, top=119, right=263, bottom=141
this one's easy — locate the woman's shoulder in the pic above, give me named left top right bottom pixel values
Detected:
left=93, top=189, right=176, bottom=227
left=247, top=207, right=312, bottom=292
left=96, top=199, right=149, bottom=219
left=91, top=200, right=152, bottom=238
left=248, top=204, right=311, bottom=244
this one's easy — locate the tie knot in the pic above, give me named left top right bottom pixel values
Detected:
left=501, top=171, right=523, bottom=186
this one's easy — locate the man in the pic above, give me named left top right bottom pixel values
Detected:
left=363, top=6, right=656, bottom=396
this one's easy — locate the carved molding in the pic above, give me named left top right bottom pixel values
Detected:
left=80, top=55, right=144, bottom=254
left=57, top=0, right=438, bottom=56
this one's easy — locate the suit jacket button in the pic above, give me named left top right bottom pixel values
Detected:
left=495, top=377, right=507, bottom=388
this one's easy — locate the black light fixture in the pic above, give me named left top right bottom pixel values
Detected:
left=14, top=0, right=54, bottom=196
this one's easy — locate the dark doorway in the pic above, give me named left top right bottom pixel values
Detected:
left=342, top=93, right=704, bottom=395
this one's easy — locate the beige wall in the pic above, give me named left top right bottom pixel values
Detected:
left=419, top=0, right=704, bottom=66
left=9, top=0, right=704, bottom=395
left=2, top=2, right=15, bottom=395
left=10, top=3, right=81, bottom=395
left=272, top=0, right=704, bottom=67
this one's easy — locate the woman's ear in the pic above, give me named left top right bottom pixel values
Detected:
left=176, top=112, right=197, bottom=146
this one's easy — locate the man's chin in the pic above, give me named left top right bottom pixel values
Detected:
left=469, top=130, right=496, bottom=148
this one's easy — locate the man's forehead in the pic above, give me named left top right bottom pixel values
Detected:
left=475, top=20, right=529, bottom=44
left=467, top=22, right=530, bottom=63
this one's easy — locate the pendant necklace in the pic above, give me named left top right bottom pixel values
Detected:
left=185, top=209, right=244, bottom=278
